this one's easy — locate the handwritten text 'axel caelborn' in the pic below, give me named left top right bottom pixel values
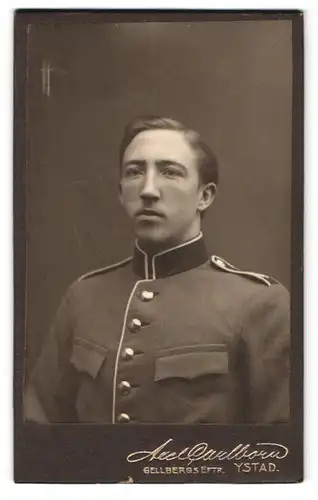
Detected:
left=126, top=439, right=289, bottom=466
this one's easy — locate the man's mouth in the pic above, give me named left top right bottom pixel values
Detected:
left=136, top=209, right=164, bottom=219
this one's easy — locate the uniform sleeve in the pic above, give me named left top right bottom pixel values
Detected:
left=24, top=284, right=79, bottom=423
left=241, top=284, right=290, bottom=423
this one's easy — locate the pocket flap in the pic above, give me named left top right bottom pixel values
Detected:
left=70, top=337, right=108, bottom=379
left=155, top=350, right=228, bottom=381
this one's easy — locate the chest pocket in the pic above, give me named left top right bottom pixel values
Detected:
left=70, top=337, right=108, bottom=379
left=154, top=344, right=228, bottom=381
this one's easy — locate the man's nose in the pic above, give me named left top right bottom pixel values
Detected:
left=140, top=171, right=160, bottom=201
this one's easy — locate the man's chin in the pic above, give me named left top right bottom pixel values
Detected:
left=135, top=226, right=168, bottom=248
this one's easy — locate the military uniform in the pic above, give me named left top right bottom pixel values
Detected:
left=24, top=233, right=290, bottom=424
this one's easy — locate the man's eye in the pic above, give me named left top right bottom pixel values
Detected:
left=124, top=166, right=143, bottom=178
left=161, top=167, right=183, bottom=178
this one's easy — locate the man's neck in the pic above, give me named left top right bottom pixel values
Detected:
left=136, top=232, right=203, bottom=257
left=133, top=232, right=207, bottom=279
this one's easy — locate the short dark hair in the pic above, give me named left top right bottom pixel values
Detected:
left=119, top=116, right=219, bottom=186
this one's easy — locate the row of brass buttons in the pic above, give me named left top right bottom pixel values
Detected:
left=116, top=290, right=154, bottom=423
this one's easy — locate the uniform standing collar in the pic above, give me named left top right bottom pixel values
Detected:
left=133, top=232, right=208, bottom=279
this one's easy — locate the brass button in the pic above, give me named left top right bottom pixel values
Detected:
left=118, top=381, right=131, bottom=394
left=122, top=347, right=134, bottom=360
left=117, top=413, right=130, bottom=423
left=140, top=290, right=154, bottom=302
left=128, top=318, right=142, bottom=333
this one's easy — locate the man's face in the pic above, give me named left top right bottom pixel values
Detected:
left=120, top=129, right=210, bottom=249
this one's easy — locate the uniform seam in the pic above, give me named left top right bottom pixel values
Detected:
left=238, top=284, right=289, bottom=422
left=238, top=284, right=287, bottom=365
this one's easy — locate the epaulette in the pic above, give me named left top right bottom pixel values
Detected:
left=210, top=255, right=279, bottom=287
left=77, top=256, right=132, bottom=281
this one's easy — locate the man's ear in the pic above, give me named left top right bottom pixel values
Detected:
left=198, top=182, right=217, bottom=213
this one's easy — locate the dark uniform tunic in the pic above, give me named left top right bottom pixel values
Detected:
left=24, top=234, right=290, bottom=424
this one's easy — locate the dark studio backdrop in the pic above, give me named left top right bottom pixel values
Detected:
left=24, top=18, right=292, bottom=377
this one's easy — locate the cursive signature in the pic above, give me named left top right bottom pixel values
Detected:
left=126, top=439, right=289, bottom=466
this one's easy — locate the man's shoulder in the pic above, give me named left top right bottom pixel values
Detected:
left=207, top=254, right=289, bottom=314
left=64, top=256, right=134, bottom=305
left=72, top=257, right=132, bottom=290
left=209, top=254, right=281, bottom=288
left=76, top=256, right=133, bottom=283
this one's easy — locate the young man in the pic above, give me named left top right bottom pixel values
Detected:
left=24, top=117, right=290, bottom=424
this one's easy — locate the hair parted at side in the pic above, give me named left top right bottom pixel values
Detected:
left=119, top=116, right=219, bottom=186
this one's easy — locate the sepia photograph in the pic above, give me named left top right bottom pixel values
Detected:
left=14, top=10, right=303, bottom=483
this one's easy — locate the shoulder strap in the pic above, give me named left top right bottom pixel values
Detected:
left=210, top=255, right=279, bottom=287
left=78, top=256, right=132, bottom=281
